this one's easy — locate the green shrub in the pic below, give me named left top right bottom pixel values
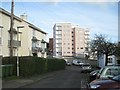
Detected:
left=2, top=56, right=66, bottom=77
left=19, top=56, right=47, bottom=77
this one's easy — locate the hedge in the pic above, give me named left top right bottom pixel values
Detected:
left=2, top=56, right=66, bottom=77
left=47, top=59, right=66, bottom=72
left=19, top=56, right=47, bottom=77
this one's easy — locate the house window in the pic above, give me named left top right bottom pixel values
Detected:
left=108, top=58, right=112, bottom=63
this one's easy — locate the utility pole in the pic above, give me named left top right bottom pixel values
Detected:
left=10, top=0, right=14, bottom=59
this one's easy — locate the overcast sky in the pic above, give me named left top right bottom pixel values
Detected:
left=0, top=0, right=118, bottom=42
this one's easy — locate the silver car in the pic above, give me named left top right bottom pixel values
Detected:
left=96, top=65, right=120, bottom=79
left=81, top=63, right=92, bottom=73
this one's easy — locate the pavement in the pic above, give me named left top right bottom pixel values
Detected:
left=2, top=70, right=64, bottom=89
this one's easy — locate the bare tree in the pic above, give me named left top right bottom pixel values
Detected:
left=91, top=34, right=116, bottom=66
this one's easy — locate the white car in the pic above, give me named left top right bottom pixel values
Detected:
left=72, top=60, right=82, bottom=66
left=72, top=60, right=79, bottom=65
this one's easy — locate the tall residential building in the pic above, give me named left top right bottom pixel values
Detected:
left=0, top=8, right=47, bottom=58
left=53, top=23, right=90, bottom=58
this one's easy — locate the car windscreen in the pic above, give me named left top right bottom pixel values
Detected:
left=98, top=68, right=104, bottom=74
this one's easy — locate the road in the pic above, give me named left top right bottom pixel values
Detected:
left=21, top=66, right=90, bottom=88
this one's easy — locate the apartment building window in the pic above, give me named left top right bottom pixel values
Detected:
left=68, top=47, right=70, bottom=49
left=81, top=47, right=83, bottom=49
left=67, top=52, right=70, bottom=53
left=77, top=47, right=79, bottom=49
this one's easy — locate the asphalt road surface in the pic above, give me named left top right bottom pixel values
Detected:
left=21, top=66, right=90, bottom=88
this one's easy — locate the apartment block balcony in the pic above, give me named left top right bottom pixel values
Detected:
left=85, top=36, right=89, bottom=39
left=56, top=32, right=62, bottom=35
left=32, top=36, right=40, bottom=42
left=41, top=49, right=46, bottom=54
left=56, top=48, right=62, bottom=52
left=56, top=40, right=62, bottom=44
left=8, top=28, right=22, bottom=34
left=8, top=40, right=21, bottom=48
left=85, top=32, right=90, bottom=35
left=32, top=47, right=43, bottom=53
left=56, top=36, right=62, bottom=39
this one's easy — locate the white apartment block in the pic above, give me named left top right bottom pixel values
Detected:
left=53, top=23, right=90, bottom=58
left=0, top=8, right=47, bottom=58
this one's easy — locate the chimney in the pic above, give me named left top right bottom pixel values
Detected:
left=20, top=13, right=27, bottom=20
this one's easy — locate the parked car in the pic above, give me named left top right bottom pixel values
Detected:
left=65, top=59, right=72, bottom=66
left=81, top=63, right=92, bottom=73
left=66, top=62, right=72, bottom=66
left=96, top=65, right=120, bottom=79
left=78, top=61, right=85, bottom=66
left=72, top=60, right=82, bottom=66
left=89, top=70, right=100, bottom=82
left=87, top=74, right=120, bottom=90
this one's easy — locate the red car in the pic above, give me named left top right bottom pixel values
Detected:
left=87, top=75, right=120, bottom=90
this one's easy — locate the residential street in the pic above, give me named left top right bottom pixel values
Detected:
left=20, top=66, right=90, bottom=88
